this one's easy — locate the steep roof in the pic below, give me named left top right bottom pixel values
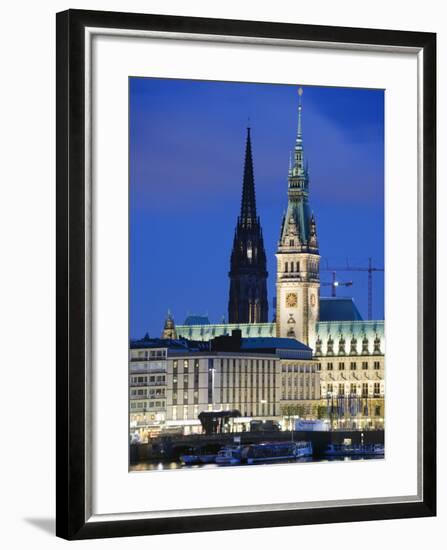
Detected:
left=319, top=297, right=363, bottom=322
left=183, top=315, right=211, bottom=326
left=241, top=337, right=311, bottom=352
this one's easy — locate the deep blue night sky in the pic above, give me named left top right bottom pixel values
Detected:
left=129, top=78, right=384, bottom=339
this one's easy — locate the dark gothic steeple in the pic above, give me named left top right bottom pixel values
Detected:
left=240, top=127, right=257, bottom=227
left=228, top=127, right=268, bottom=324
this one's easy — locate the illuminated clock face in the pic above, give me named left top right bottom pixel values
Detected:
left=310, top=294, right=316, bottom=308
left=286, top=293, right=297, bottom=307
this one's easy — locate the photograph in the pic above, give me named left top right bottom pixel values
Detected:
left=128, top=78, right=385, bottom=471
left=52, top=5, right=436, bottom=541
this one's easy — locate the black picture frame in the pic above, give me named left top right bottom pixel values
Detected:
left=56, top=9, right=436, bottom=540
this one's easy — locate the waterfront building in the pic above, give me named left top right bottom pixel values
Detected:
left=165, top=350, right=280, bottom=434
left=129, top=339, right=168, bottom=442
left=130, top=333, right=320, bottom=435
left=315, top=318, right=385, bottom=430
left=228, top=127, right=269, bottom=324
left=175, top=314, right=384, bottom=428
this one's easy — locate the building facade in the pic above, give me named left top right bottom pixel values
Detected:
left=129, top=335, right=321, bottom=436
left=174, top=318, right=385, bottom=428
left=129, top=344, right=168, bottom=442
left=165, top=352, right=280, bottom=433
left=315, top=320, right=385, bottom=430
left=228, top=127, right=269, bottom=324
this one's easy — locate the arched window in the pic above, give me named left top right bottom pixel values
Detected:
left=290, top=239, right=294, bottom=247
left=285, top=262, right=288, bottom=272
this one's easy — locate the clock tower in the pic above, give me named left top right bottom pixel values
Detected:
left=275, top=88, right=320, bottom=346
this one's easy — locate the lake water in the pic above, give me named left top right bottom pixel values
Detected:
left=130, top=455, right=383, bottom=471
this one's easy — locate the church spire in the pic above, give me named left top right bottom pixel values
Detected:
left=291, top=87, right=306, bottom=180
left=239, top=127, right=257, bottom=229
left=296, top=87, right=303, bottom=146
left=228, top=127, right=268, bottom=324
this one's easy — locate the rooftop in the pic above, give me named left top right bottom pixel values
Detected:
left=319, top=297, right=363, bottom=322
left=241, top=337, right=311, bottom=352
left=129, top=336, right=208, bottom=352
left=183, top=315, right=211, bottom=326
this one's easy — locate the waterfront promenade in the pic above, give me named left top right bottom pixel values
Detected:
left=130, top=429, right=385, bottom=464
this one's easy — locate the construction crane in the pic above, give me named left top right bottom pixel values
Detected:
left=321, top=271, right=353, bottom=297
left=321, top=257, right=384, bottom=320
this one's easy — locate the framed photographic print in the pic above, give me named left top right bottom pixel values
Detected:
left=56, top=9, right=436, bottom=540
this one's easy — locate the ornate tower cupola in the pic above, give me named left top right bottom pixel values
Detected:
left=275, top=88, right=321, bottom=346
left=228, top=127, right=268, bottom=324
left=161, top=310, right=177, bottom=339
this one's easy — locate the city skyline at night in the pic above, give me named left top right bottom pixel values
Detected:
left=129, top=78, right=384, bottom=339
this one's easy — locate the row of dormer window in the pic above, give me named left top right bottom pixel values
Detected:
left=317, top=361, right=381, bottom=371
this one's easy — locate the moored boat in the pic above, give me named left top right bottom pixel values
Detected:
left=180, top=453, right=202, bottom=465
left=215, top=446, right=242, bottom=465
left=198, top=453, right=217, bottom=464
left=324, top=443, right=384, bottom=457
left=242, top=441, right=312, bottom=464
left=294, top=441, right=313, bottom=458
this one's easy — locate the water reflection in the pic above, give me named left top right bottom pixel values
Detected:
left=130, top=455, right=383, bottom=471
